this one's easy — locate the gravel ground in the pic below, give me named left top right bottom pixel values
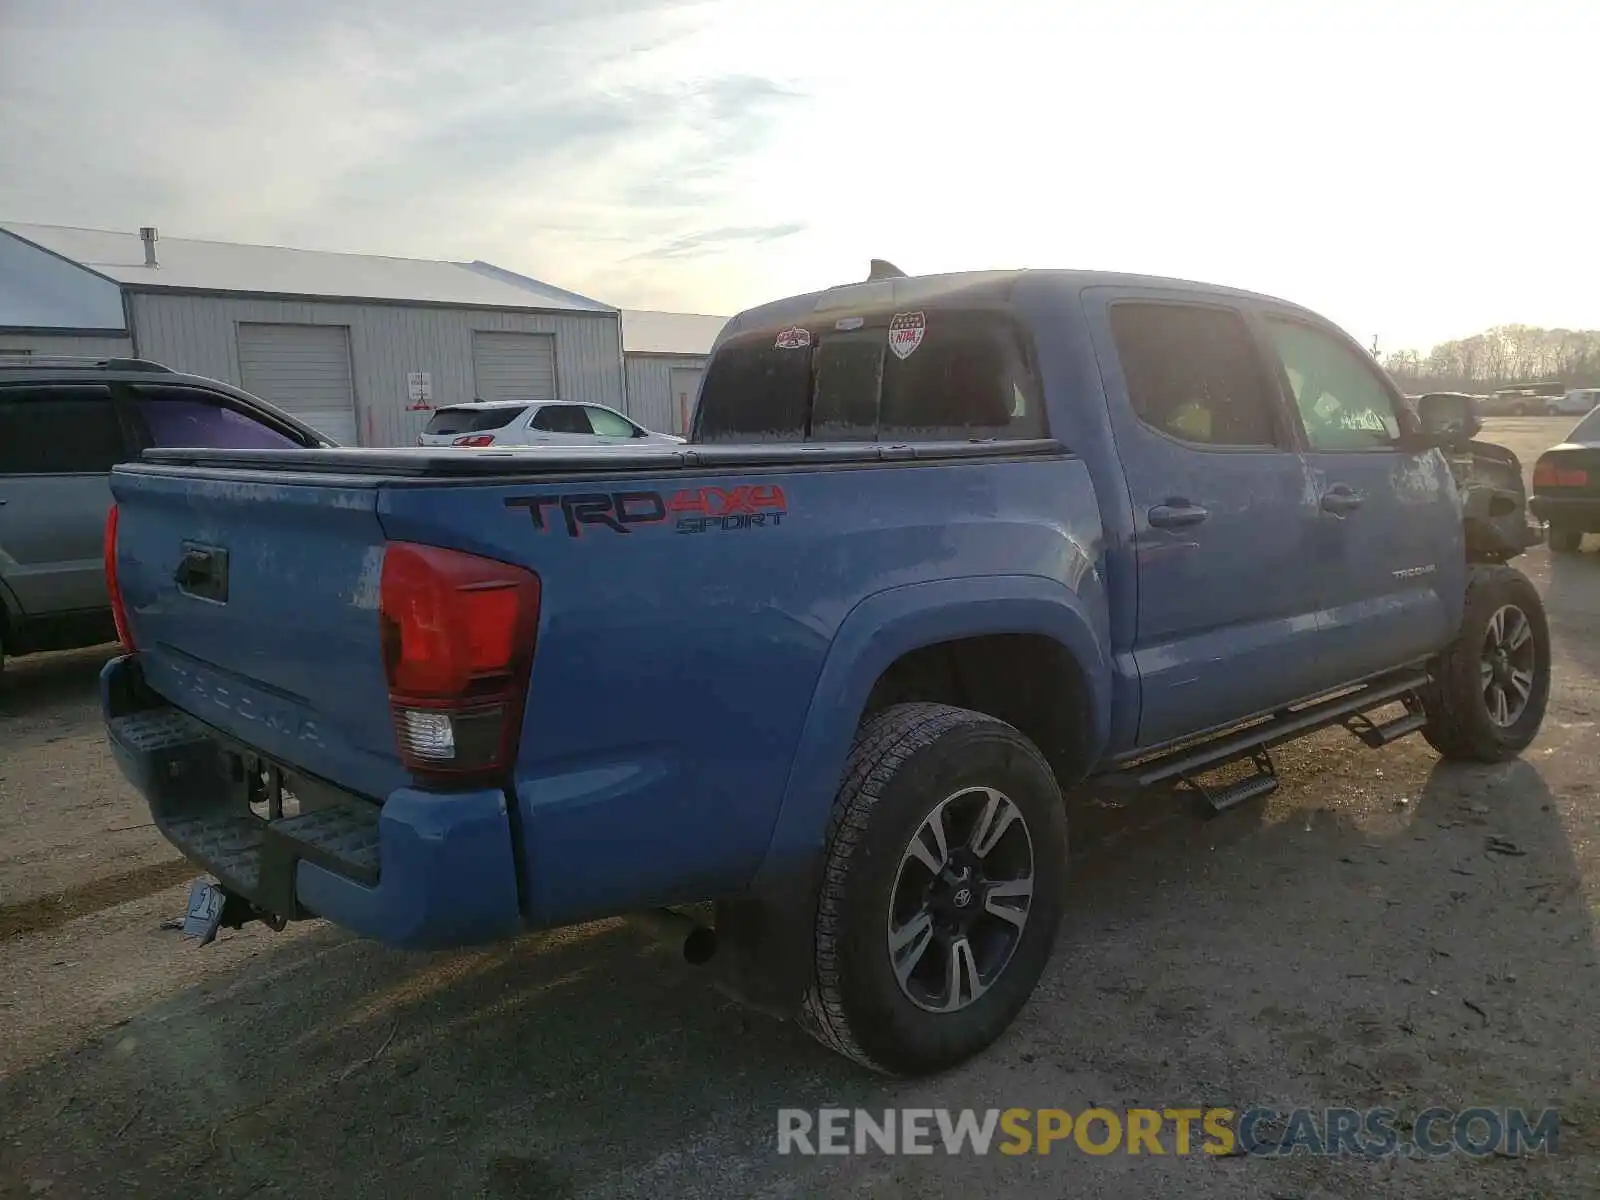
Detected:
left=1, top=418, right=1595, bottom=1199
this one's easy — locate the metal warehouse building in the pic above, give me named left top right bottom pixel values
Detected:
left=0, top=222, right=624, bottom=446
left=620, top=309, right=728, bottom=436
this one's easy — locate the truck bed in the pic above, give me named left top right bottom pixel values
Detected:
left=108, top=437, right=1101, bottom=937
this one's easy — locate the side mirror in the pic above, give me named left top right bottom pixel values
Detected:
left=1415, top=392, right=1482, bottom=448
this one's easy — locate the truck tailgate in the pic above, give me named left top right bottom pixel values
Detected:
left=111, top=465, right=406, bottom=800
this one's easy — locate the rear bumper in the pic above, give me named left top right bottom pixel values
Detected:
left=101, top=654, right=523, bottom=950
left=1530, top=495, right=1600, bottom=528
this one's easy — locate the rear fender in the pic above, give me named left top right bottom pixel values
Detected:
left=713, top=573, right=1110, bottom=1017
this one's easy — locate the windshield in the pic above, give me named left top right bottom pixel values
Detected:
left=424, top=406, right=527, bottom=435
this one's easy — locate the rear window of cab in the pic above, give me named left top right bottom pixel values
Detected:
left=695, top=307, right=1045, bottom=444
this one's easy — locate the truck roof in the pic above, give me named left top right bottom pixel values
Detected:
left=439, top=399, right=591, bottom=411
left=719, top=267, right=1310, bottom=345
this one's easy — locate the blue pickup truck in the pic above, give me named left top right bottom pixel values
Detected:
left=102, top=267, right=1549, bottom=1076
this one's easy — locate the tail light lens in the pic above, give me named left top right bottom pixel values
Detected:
left=452, top=434, right=496, bottom=447
left=104, top=503, right=135, bottom=650
left=1534, top=459, right=1589, bottom=488
left=378, top=543, right=540, bottom=785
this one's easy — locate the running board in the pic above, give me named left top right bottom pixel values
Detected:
left=1343, top=707, right=1429, bottom=749
left=1124, top=669, right=1431, bottom=789
left=1181, top=747, right=1279, bottom=814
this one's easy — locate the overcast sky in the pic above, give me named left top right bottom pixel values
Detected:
left=2, top=0, right=1595, bottom=350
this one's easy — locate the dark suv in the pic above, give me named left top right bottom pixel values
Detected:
left=0, top=357, right=331, bottom=672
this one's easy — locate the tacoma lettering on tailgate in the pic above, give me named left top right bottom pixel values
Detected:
left=166, top=660, right=325, bottom=747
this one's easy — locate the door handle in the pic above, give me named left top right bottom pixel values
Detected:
left=1148, top=501, right=1210, bottom=529
left=1321, top=486, right=1363, bottom=515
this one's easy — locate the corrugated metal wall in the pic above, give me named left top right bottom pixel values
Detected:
left=0, top=333, right=133, bottom=357
left=624, top=353, right=706, bottom=436
left=129, top=292, right=624, bottom=446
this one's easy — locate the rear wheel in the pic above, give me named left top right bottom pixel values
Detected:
left=1422, top=566, right=1550, bottom=761
left=1548, top=525, right=1583, bottom=553
left=800, top=703, right=1067, bottom=1076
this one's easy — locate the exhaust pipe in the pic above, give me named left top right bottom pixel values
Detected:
left=630, top=907, right=717, bottom=965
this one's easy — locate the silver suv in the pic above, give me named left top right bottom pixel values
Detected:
left=0, top=357, right=330, bottom=673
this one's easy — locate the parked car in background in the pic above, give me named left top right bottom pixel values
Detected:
left=0, top=357, right=331, bottom=673
left=1531, top=406, right=1600, bottom=552
left=1480, top=386, right=1582, bottom=417
left=1552, top=388, right=1600, bottom=417
left=416, top=400, right=685, bottom=448
left=1474, top=393, right=1529, bottom=417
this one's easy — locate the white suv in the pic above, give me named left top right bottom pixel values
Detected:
left=416, top=400, right=684, bottom=448
left=1551, top=388, right=1600, bottom=417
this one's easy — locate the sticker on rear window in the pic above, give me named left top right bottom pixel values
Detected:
left=888, top=311, right=926, bottom=360
left=774, top=326, right=812, bottom=350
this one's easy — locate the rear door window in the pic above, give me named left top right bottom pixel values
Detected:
left=696, top=307, right=1044, bottom=444
left=1108, top=303, right=1283, bottom=447
left=0, top=386, right=127, bottom=474
left=425, top=406, right=529, bottom=435
left=530, top=405, right=594, bottom=434
left=128, top=387, right=304, bottom=450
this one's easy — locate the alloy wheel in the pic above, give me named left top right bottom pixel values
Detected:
left=1480, top=604, right=1536, bottom=727
left=886, top=786, right=1035, bottom=1013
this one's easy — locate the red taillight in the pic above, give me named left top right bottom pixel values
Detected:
left=1535, top=458, right=1589, bottom=488
left=104, top=504, right=135, bottom=650
left=452, top=434, right=496, bottom=447
left=378, top=542, right=540, bottom=784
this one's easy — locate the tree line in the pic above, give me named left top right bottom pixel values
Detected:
left=1382, top=326, right=1600, bottom=394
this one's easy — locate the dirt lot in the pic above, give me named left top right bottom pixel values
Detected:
left=2, top=418, right=1596, bottom=1199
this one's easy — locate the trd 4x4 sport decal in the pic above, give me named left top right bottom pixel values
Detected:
left=506, top=485, right=789, bottom=537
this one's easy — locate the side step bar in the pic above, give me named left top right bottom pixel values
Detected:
left=1342, top=707, right=1429, bottom=749
left=1180, top=747, right=1279, bottom=814
left=1122, top=668, right=1432, bottom=792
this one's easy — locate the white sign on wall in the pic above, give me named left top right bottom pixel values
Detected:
left=406, top=371, right=433, bottom=410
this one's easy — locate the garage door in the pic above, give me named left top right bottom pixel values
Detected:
left=236, top=323, right=358, bottom=445
left=473, top=332, right=556, bottom=402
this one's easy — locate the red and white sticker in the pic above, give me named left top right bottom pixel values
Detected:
left=774, top=326, right=812, bottom=350
left=888, top=311, right=926, bottom=360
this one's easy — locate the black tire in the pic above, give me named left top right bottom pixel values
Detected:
left=1421, top=565, right=1551, bottom=762
left=799, top=702, right=1067, bottom=1076
left=1548, top=525, right=1583, bottom=554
